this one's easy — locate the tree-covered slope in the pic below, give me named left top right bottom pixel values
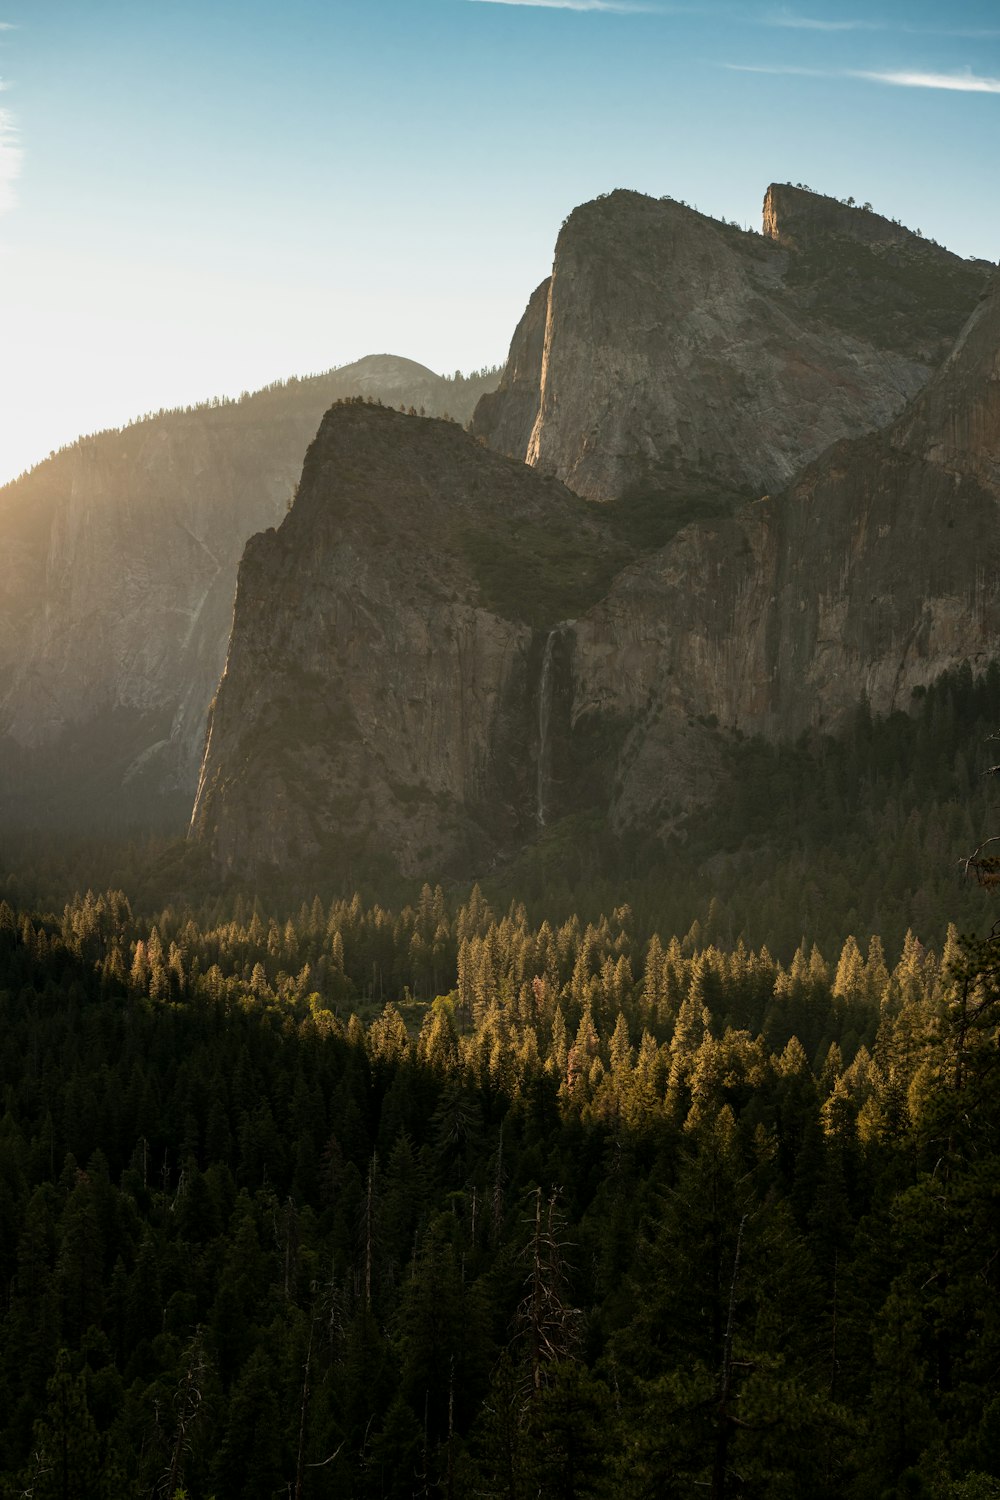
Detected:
left=0, top=878, right=998, bottom=1498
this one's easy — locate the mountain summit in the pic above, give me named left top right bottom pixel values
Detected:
left=472, top=184, right=990, bottom=512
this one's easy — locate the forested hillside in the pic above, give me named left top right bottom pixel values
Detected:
left=1, top=855, right=999, bottom=1497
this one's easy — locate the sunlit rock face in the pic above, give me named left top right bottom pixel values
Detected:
left=570, top=270, right=1000, bottom=839
left=467, top=277, right=549, bottom=469
left=473, top=185, right=991, bottom=508
left=189, top=403, right=622, bottom=878
left=0, top=357, right=499, bottom=828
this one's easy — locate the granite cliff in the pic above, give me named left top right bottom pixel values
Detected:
left=191, top=264, right=1000, bottom=881
left=472, top=184, right=991, bottom=512
left=568, top=267, right=1000, bottom=837
left=0, top=356, right=499, bottom=829
left=7, top=180, right=995, bottom=865
left=189, top=404, right=626, bottom=877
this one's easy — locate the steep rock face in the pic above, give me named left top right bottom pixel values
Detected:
left=191, top=274, right=1000, bottom=881
left=466, top=278, right=550, bottom=463
left=568, top=271, right=1000, bottom=835
left=189, top=405, right=624, bottom=878
left=472, top=186, right=991, bottom=508
left=0, top=356, right=499, bottom=828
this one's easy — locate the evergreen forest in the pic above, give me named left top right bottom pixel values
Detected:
left=2, top=668, right=1000, bottom=1498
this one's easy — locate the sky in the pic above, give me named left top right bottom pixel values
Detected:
left=0, top=0, right=998, bottom=486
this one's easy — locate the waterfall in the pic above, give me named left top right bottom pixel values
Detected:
left=536, top=628, right=558, bottom=830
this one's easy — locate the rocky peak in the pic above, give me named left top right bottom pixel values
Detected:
left=473, top=183, right=990, bottom=512
left=763, top=182, right=925, bottom=252
left=554, top=187, right=724, bottom=257
left=764, top=183, right=994, bottom=364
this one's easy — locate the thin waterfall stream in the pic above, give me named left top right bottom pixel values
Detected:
left=536, top=630, right=557, bottom=829
left=536, top=624, right=573, bottom=829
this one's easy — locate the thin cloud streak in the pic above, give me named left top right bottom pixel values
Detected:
left=724, top=62, right=1000, bottom=94
left=0, top=107, right=21, bottom=216
left=465, top=0, right=658, bottom=11
left=857, top=68, right=1000, bottom=93
left=760, top=10, right=1000, bottom=40
left=723, top=62, right=832, bottom=76
left=904, top=25, right=1000, bottom=37
left=762, top=9, right=883, bottom=31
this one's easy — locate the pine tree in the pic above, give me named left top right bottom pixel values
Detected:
left=20, top=1349, right=120, bottom=1499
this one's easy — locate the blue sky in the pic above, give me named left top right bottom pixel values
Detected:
left=0, top=0, right=997, bottom=484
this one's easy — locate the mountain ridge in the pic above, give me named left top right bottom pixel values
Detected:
left=187, top=256, right=1000, bottom=880
left=0, top=354, right=500, bottom=831
left=3, top=179, right=995, bottom=857
left=472, top=182, right=992, bottom=508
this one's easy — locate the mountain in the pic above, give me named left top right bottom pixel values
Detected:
left=189, top=264, right=1000, bottom=883
left=5, top=181, right=993, bottom=861
left=0, top=356, right=499, bottom=831
left=189, top=401, right=626, bottom=878
left=472, top=184, right=991, bottom=517
left=569, top=265, right=1000, bottom=837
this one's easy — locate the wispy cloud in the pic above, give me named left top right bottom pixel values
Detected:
left=0, top=106, right=21, bottom=216
left=857, top=67, right=1000, bottom=93
left=724, top=61, right=1000, bottom=94
left=465, top=0, right=658, bottom=11
left=761, top=8, right=883, bottom=31
left=724, top=62, right=828, bottom=75
left=758, top=10, right=1000, bottom=40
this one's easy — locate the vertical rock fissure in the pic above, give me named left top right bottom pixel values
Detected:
left=536, top=629, right=558, bottom=830
left=537, top=623, right=576, bottom=830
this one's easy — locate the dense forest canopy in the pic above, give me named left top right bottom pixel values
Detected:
left=2, top=658, right=1000, bottom=1499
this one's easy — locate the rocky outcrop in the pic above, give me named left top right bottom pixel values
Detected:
left=0, top=356, right=499, bottom=829
left=189, top=404, right=624, bottom=878
left=763, top=184, right=992, bottom=365
left=465, top=279, right=550, bottom=465
left=472, top=186, right=991, bottom=510
left=763, top=182, right=923, bottom=252
left=569, top=270, right=1000, bottom=836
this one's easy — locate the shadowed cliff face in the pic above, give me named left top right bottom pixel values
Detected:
left=571, top=271, right=1000, bottom=838
left=0, top=357, right=499, bottom=830
left=189, top=404, right=625, bottom=878
left=190, top=273, right=1000, bottom=881
left=472, top=185, right=991, bottom=511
